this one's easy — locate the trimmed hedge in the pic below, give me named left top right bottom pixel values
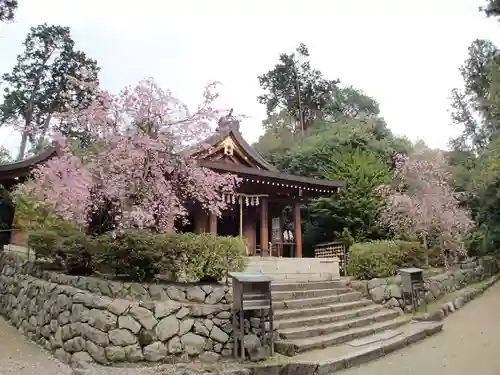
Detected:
left=347, top=240, right=427, bottom=279
left=28, top=229, right=248, bottom=282
left=28, top=229, right=94, bottom=275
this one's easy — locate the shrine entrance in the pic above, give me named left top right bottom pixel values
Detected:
left=183, top=112, right=343, bottom=258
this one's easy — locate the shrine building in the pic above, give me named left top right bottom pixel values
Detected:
left=0, top=115, right=344, bottom=261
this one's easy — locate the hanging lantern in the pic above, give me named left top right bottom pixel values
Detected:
left=250, top=197, right=255, bottom=206
left=232, top=195, right=236, bottom=204
left=245, top=197, right=249, bottom=206
left=255, top=197, right=260, bottom=206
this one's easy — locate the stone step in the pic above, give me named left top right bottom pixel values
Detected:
left=271, top=287, right=351, bottom=301
left=275, top=304, right=383, bottom=330
left=278, top=309, right=400, bottom=340
left=273, top=291, right=362, bottom=310
left=275, top=316, right=409, bottom=356
left=271, top=280, right=347, bottom=292
left=273, top=300, right=375, bottom=320
left=288, top=322, right=444, bottom=373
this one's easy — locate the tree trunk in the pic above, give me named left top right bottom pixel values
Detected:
left=423, top=234, right=429, bottom=268
left=17, top=130, right=29, bottom=161
left=36, top=113, right=53, bottom=152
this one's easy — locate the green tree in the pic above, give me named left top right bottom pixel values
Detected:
left=326, top=86, right=381, bottom=121
left=304, top=149, right=391, bottom=247
left=253, top=111, right=297, bottom=165
left=254, top=83, right=390, bottom=168
left=0, top=24, right=100, bottom=160
left=449, top=39, right=500, bottom=152
left=481, top=0, right=500, bottom=18
left=275, top=119, right=410, bottom=249
left=257, top=43, right=339, bottom=134
left=447, top=8, right=500, bottom=255
left=0, top=146, right=10, bottom=163
left=0, top=0, right=17, bottom=22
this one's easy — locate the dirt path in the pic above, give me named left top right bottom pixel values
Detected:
left=338, top=281, right=500, bottom=375
left=0, top=317, right=72, bottom=375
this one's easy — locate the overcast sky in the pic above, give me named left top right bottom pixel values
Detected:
left=1, top=0, right=500, bottom=156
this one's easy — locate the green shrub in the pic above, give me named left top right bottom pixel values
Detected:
left=394, top=240, right=427, bottom=268
left=347, top=240, right=427, bottom=279
left=28, top=228, right=94, bottom=275
left=28, top=230, right=59, bottom=260
left=94, top=231, right=248, bottom=282
left=428, top=246, right=444, bottom=268
left=28, top=227, right=248, bottom=282
left=94, top=231, right=166, bottom=281
left=159, top=232, right=248, bottom=282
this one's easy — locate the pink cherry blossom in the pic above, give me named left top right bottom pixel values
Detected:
left=377, top=142, right=474, bottom=266
left=16, top=78, right=240, bottom=233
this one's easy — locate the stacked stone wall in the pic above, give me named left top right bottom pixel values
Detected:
left=348, top=256, right=499, bottom=311
left=0, top=253, right=272, bottom=366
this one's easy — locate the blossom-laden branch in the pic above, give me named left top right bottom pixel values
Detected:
left=377, top=142, right=474, bottom=265
left=16, top=76, right=240, bottom=233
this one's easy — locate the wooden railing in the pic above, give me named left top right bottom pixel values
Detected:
left=314, top=241, right=347, bottom=276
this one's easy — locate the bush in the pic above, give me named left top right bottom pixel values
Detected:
left=347, top=240, right=427, bottom=279
left=94, top=231, right=166, bottom=281
left=394, top=240, right=427, bottom=268
left=28, top=228, right=95, bottom=275
left=428, top=246, right=444, bottom=268
left=28, top=228, right=248, bottom=282
left=94, top=231, right=248, bottom=282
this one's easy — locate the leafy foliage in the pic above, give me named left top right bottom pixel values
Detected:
left=0, top=24, right=100, bottom=160
left=347, top=240, right=426, bottom=279
left=0, top=0, right=17, bottom=22
left=252, top=111, right=298, bottom=165
left=304, top=149, right=391, bottom=245
left=481, top=0, right=500, bottom=18
left=271, top=119, right=409, bottom=249
left=0, top=146, right=11, bottom=163
left=28, top=229, right=248, bottom=281
left=28, top=228, right=94, bottom=275
left=447, top=7, right=500, bottom=257
left=257, top=43, right=339, bottom=133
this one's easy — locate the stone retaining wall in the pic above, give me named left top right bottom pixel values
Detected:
left=348, top=256, right=499, bottom=312
left=0, top=253, right=231, bottom=305
left=0, top=253, right=272, bottom=366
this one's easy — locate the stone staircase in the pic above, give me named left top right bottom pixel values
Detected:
left=271, top=280, right=441, bottom=359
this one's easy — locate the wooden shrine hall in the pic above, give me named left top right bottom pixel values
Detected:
left=181, top=113, right=344, bottom=258
left=0, top=113, right=344, bottom=258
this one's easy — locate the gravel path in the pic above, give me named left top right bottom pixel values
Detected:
left=0, top=317, right=72, bottom=375
left=338, top=281, right=500, bottom=375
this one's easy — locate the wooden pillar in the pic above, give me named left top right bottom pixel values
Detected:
left=208, top=213, right=217, bottom=234
left=194, top=209, right=208, bottom=233
left=243, top=210, right=256, bottom=255
left=294, top=201, right=302, bottom=258
left=260, top=197, right=269, bottom=256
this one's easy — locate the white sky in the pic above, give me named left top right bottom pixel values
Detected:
left=1, top=0, right=500, bottom=156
